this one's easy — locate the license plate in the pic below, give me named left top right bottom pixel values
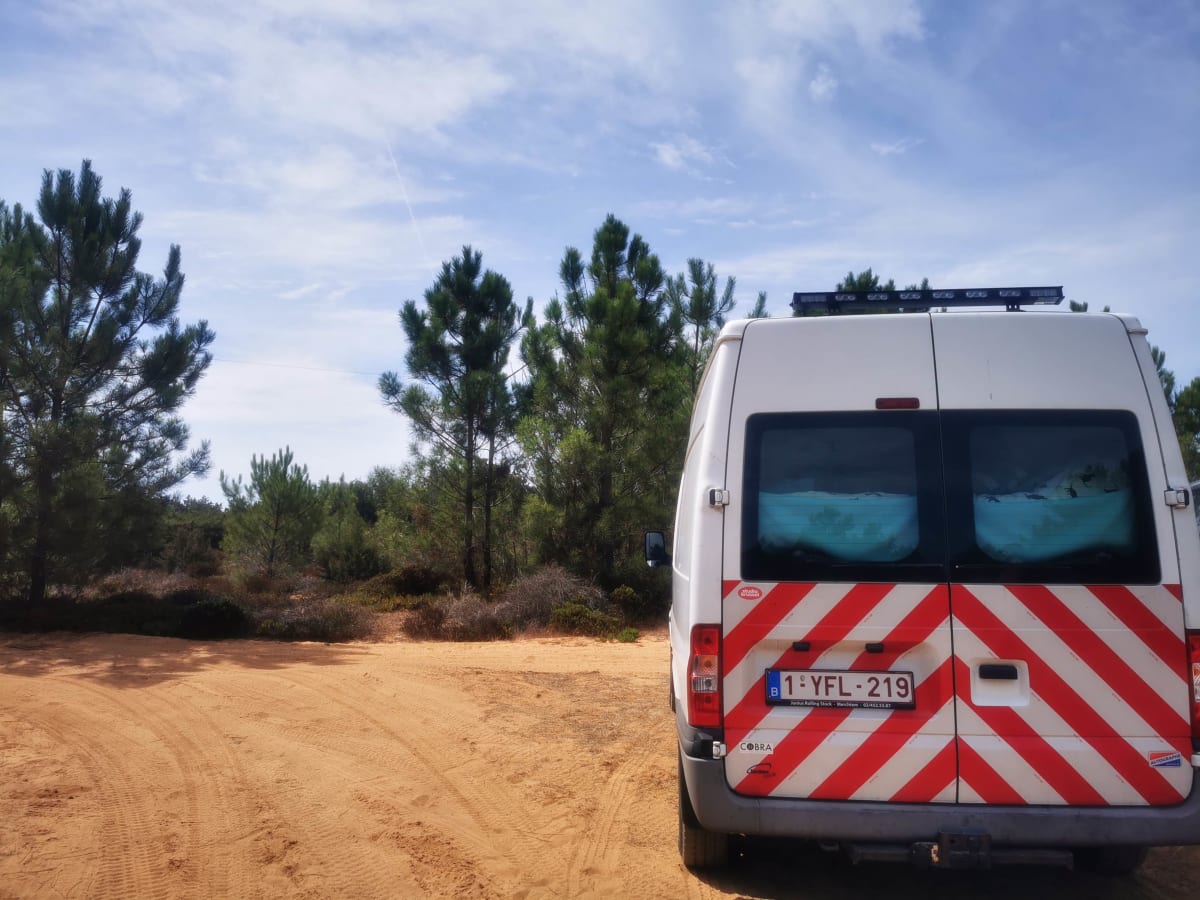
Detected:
left=765, top=669, right=916, bottom=710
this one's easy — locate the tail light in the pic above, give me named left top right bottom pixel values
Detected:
left=1189, top=631, right=1200, bottom=753
left=688, top=625, right=722, bottom=729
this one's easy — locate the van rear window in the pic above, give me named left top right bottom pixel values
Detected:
left=741, top=413, right=946, bottom=583
left=739, top=410, right=1159, bottom=585
left=943, top=411, right=1158, bottom=584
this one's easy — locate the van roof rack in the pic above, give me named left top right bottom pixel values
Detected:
left=790, top=286, right=1064, bottom=314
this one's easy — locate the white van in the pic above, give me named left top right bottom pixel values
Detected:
left=648, top=287, right=1200, bottom=872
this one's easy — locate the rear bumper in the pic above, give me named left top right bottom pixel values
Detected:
left=681, top=750, right=1200, bottom=847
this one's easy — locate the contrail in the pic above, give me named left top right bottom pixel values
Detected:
left=385, top=141, right=435, bottom=279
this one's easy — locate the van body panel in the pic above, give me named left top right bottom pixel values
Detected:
left=721, top=316, right=950, bottom=801
left=734, top=314, right=938, bottom=414
left=670, top=330, right=741, bottom=725
left=1122, top=316, right=1200, bottom=629
left=932, top=314, right=1191, bottom=807
left=951, top=583, right=1192, bottom=805
left=681, top=750, right=1200, bottom=845
left=932, top=313, right=1146, bottom=411
left=721, top=581, right=957, bottom=802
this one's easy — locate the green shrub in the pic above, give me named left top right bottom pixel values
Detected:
left=251, top=598, right=371, bottom=642
left=335, top=589, right=424, bottom=612
left=616, top=627, right=640, bottom=643
left=93, top=590, right=181, bottom=635
left=362, top=565, right=447, bottom=600
left=499, top=565, right=607, bottom=630
left=163, top=587, right=216, bottom=606
left=442, top=596, right=511, bottom=641
left=401, top=601, right=447, bottom=639
left=312, top=500, right=385, bottom=583
left=399, top=594, right=513, bottom=642
left=608, top=559, right=671, bottom=618
left=549, top=602, right=621, bottom=637
left=178, top=598, right=249, bottom=639
left=609, top=585, right=660, bottom=622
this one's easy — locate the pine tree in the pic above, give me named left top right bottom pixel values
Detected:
left=0, top=162, right=213, bottom=603
left=220, top=447, right=318, bottom=577
left=380, top=247, right=530, bottom=590
left=520, top=214, right=687, bottom=581
left=668, top=258, right=736, bottom=395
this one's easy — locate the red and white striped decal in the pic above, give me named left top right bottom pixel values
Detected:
left=952, top=584, right=1191, bottom=806
left=719, top=580, right=1191, bottom=807
left=721, top=581, right=957, bottom=803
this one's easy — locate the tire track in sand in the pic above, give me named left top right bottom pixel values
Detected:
left=21, top=701, right=164, bottom=899
left=564, top=731, right=659, bottom=897
left=256, top=667, right=558, bottom=897
left=65, top=678, right=262, bottom=899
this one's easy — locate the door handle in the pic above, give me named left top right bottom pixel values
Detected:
left=978, top=663, right=1019, bottom=681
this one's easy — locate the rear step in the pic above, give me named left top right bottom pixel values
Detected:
left=836, top=832, right=1074, bottom=869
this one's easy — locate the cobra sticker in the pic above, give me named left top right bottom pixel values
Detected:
left=739, top=741, right=774, bottom=753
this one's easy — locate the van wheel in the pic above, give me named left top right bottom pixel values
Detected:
left=1074, top=845, right=1148, bottom=875
left=678, top=755, right=729, bottom=868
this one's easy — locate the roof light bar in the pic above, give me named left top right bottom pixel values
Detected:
left=790, top=286, right=1064, bottom=313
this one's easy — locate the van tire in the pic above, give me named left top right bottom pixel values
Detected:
left=679, top=755, right=728, bottom=868
left=1074, top=845, right=1148, bottom=875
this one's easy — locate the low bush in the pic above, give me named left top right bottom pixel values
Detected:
left=333, top=589, right=424, bottom=613
left=441, top=594, right=511, bottom=641
left=549, top=602, right=622, bottom=637
left=178, top=597, right=249, bottom=639
left=164, top=587, right=218, bottom=606
left=399, top=592, right=511, bottom=642
left=92, top=568, right=194, bottom=599
left=607, top=559, right=671, bottom=618
left=237, top=570, right=279, bottom=596
left=92, top=590, right=182, bottom=636
left=251, top=597, right=371, bottom=642
left=609, top=585, right=661, bottom=622
left=363, top=565, right=448, bottom=599
left=615, top=626, right=640, bottom=643
left=499, top=565, right=608, bottom=630
left=401, top=601, right=447, bottom=639
left=0, top=594, right=164, bottom=635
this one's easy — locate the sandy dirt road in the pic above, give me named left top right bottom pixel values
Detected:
left=2, top=630, right=1199, bottom=899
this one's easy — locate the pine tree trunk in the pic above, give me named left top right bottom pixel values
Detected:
left=482, top=433, right=496, bottom=592
left=463, top=421, right=477, bottom=588
left=598, top=414, right=615, bottom=580
left=28, top=463, right=53, bottom=605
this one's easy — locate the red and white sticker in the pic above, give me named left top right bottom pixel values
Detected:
left=737, top=585, right=763, bottom=601
left=1149, top=751, right=1183, bottom=769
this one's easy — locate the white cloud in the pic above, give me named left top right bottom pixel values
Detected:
left=734, top=55, right=801, bottom=117
left=637, top=196, right=755, bottom=219
left=757, top=0, right=925, bottom=47
left=160, top=206, right=466, bottom=277
left=651, top=136, right=716, bottom=171
left=808, top=64, right=838, bottom=102
left=193, top=145, right=458, bottom=213
left=870, top=137, right=925, bottom=156
left=186, top=361, right=412, bottom=502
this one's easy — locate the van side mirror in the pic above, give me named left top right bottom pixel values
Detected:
left=644, top=531, right=671, bottom=568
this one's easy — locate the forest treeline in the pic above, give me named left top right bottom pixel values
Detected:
left=2, top=162, right=1199, bottom=614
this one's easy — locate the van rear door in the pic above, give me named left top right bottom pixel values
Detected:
left=720, top=315, right=958, bottom=803
left=934, top=313, right=1193, bottom=806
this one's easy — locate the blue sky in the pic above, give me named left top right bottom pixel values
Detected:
left=2, top=0, right=1198, bottom=503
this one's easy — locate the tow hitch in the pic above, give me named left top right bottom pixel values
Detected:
left=912, top=831, right=992, bottom=869
left=842, top=831, right=1073, bottom=869
left=910, top=831, right=1072, bottom=869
